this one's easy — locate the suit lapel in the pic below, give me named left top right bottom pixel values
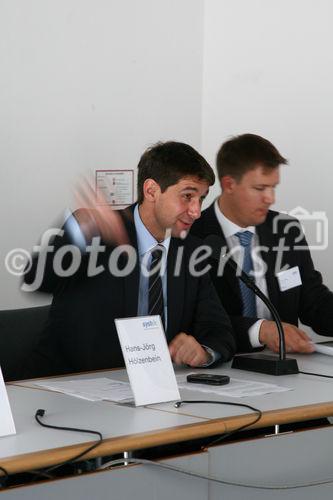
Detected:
left=166, top=238, right=185, bottom=339
left=202, top=204, right=224, bottom=237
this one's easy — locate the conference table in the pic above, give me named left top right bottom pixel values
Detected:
left=1, top=351, right=333, bottom=498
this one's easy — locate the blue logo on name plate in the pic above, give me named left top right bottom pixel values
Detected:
left=143, top=319, right=158, bottom=329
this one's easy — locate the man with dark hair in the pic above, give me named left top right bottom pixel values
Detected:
left=137, top=141, right=215, bottom=205
left=23, top=141, right=235, bottom=378
left=192, top=133, right=333, bottom=354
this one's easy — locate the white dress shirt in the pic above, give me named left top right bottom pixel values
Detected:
left=214, top=200, right=272, bottom=347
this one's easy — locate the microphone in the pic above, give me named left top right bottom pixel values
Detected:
left=204, top=235, right=299, bottom=375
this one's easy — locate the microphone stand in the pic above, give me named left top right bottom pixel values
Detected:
left=203, top=234, right=299, bottom=376
left=227, top=257, right=299, bottom=375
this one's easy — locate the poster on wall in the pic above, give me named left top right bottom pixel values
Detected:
left=95, top=170, right=134, bottom=207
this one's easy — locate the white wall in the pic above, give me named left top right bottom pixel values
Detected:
left=2, top=0, right=333, bottom=310
left=201, top=0, right=333, bottom=290
left=0, top=0, right=204, bottom=308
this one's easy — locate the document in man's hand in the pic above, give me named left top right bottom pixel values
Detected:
left=314, top=341, right=333, bottom=356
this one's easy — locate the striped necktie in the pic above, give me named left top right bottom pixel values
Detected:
left=235, top=231, right=257, bottom=317
left=148, top=245, right=165, bottom=328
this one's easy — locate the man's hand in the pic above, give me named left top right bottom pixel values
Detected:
left=168, top=332, right=210, bottom=366
left=259, top=320, right=315, bottom=354
left=74, top=178, right=129, bottom=246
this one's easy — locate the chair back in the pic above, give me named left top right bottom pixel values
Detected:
left=0, top=305, right=50, bottom=381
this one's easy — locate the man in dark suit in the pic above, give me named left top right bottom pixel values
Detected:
left=23, top=141, right=235, bottom=378
left=192, top=134, right=333, bottom=354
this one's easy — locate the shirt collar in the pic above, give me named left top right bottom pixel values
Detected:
left=214, top=198, right=255, bottom=238
left=134, top=204, right=171, bottom=257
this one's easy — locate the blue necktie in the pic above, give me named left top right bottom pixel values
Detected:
left=235, top=231, right=257, bottom=317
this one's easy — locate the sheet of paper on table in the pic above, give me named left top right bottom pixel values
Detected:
left=314, top=342, right=333, bottom=356
left=176, top=375, right=292, bottom=398
left=33, top=378, right=134, bottom=402
left=32, top=374, right=291, bottom=402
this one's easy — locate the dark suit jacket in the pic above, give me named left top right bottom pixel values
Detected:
left=23, top=206, right=235, bottom=377
left=191, top=203, right=333, bottom=352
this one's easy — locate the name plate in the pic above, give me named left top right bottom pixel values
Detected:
left=0, top=367, right=16, bottom=438
left=115, top=316, right=180, bottom=406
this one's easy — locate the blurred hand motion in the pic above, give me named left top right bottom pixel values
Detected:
left=73, top=177, right=129, bottom=246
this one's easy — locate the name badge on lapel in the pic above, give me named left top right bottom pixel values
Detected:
left=276, top=266, right=302, bottom=292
